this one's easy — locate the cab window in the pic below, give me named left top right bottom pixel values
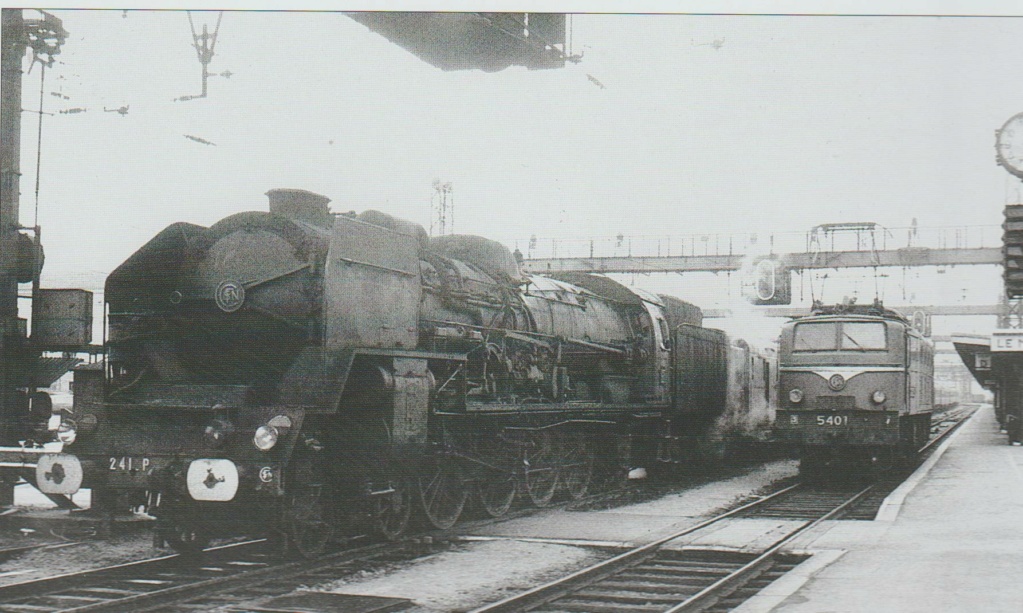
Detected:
left=840, top=322, right=886, bottom=350
left=793, top=322, right=837, bottom=351
left=793, top=321, right=886, bottom=351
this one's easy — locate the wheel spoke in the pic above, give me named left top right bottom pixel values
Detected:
left=418, top=457, right=467, bottom=530
left=472, top=434, right=519, bottom=518
left=524, top=430, right=558, bottom=507
left=375, top=477, right=412, bottom=540
left=284, top=459, right=335, bottom=559
left=558, top=433, right=594, bottom=500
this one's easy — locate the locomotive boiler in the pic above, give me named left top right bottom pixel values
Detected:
left=39, top=189, right=773, bottom=555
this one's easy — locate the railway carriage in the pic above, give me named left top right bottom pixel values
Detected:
left=774, top=301, right=934, bottom=477
left=35, top=189, right=776, bottom=556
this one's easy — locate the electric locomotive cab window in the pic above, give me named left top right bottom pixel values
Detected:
left=841, top=322, right=886, bottom=350
left=793, top=322, right=837, bottom=351
left=794, top=321, right=886, bottom=351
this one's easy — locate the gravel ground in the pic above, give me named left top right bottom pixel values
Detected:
left=607, top=459, right=798, bottom=518
left=309, top=459, right=798, bottom=612
left=313, top=540, right=606, bottom=612
left=0, top=459, right=797, bottom=606
left=0, top=534, right=161, bottom=586
left=0, top=484, right=161, bottom=586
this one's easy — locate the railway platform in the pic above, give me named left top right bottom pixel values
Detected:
left=740, top=403, right=1023, bottom=612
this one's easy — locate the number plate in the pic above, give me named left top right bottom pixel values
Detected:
left=816, top=414, right=849, bottom=426
left=109, top=456, right=151, bottom=472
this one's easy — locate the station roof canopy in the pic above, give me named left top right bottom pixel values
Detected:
left=346, top=12, right=572, bottom=72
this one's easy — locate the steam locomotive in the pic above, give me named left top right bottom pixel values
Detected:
left=38, top=189, right=775, bottom=556
left=774, top=301, right=934, bottom=478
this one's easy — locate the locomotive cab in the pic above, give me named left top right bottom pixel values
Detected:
left=775, top=303, right=934, bottom=475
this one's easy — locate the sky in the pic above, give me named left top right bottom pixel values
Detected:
left=9, top=5, right=1023, bottom=342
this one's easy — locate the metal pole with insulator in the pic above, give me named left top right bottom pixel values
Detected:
left=0, top=8, right=27, bottom=506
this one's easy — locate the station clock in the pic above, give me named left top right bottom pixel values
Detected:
left=996, top=112, right=1023, bottom=180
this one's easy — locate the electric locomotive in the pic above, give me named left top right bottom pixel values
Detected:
left=35, top=189, right=774, bottom=555
left=775, top=301, right=934, bottom=477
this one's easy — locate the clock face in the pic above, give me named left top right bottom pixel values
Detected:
left=996, top=112, right=1023, bottom=179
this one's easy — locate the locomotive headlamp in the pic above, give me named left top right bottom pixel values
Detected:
left=872, top=390, right=886, bottom=404
left=253, top=425, right=279, bottom=451
left=789, top=389, right=804, bottom=404
left=56, top=421, right=77, bottom=445
left=253, top=415, right=291, bottom=451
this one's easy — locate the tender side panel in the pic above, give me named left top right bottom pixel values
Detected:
left=672, top=324, right=728, bottom=419
left=719, top=345, right=776, bottom=441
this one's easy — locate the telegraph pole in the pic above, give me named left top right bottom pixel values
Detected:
left=1, top=10, right=29, bottom=459
left=0, top=9, right=65, bottom=504
left=1, top=10, right=24, bottom=317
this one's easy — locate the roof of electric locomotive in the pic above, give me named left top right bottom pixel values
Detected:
left=786, top=300, right=911, bottom=326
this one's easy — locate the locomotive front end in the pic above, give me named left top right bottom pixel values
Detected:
left=777, top=315, right=902, bottom=447
left=56, top=190, right=333, bottom=541
left=775, top=306, right=934, bottom=475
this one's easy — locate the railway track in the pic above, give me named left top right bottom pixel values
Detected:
left=0, top=537, right=436, bottom=613
left=0, top=465, right=645, bottom=613
left=0, top=541, right=82, bottom=565
left=466, top=404, right=980, bottom=613
left=469, top=483, right=872, bottom=613
left=0, top=407, right=978, bottom=613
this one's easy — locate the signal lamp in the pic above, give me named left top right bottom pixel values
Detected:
left=789, top=389, right=804, bottom=404
left=872, top=390, right=887, bottom=404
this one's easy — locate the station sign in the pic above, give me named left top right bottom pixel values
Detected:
left=991, top=330, right=1023, bottom=352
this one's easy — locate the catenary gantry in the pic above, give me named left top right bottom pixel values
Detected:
left=523, top=246, right=1000, bottom=275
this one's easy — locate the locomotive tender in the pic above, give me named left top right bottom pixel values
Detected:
left=774, top=301, right=934, bottom=477
left=37, top=189, right=774, bottom=555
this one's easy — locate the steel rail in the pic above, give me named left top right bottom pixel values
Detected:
left=918, top=404, right=977, bottom=456
left=0, top=538, right=266, bottom=603
left=476, top=409, right=976, bottom=612
left=469, top=482, right=804, bottom=613
left=0, top=466, right=666, bottom=612
left=665, top=484, right=874, bottom=612
left=58, top=541, right=400, bottom=613
left=77, top=473, right=698, bottom=612
left=0, top=541, right=82, bottom=564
